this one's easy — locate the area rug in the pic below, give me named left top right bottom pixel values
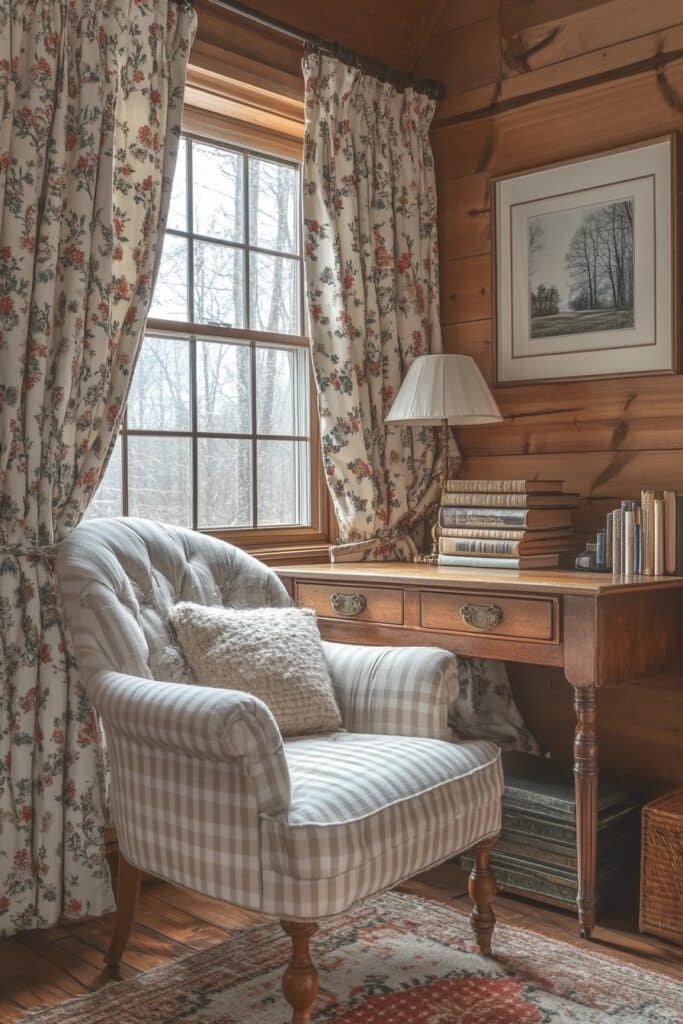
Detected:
left=23, top=891, right=682, bottom=1023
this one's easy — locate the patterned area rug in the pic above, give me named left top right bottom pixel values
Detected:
left=23, top=892, right=682, bottom=1023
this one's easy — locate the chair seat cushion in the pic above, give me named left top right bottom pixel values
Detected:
left=259, top=734, right=502, bottom=919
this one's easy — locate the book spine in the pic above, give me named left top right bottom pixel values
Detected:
left=633, top=522, right=641, bottom=575
left=438, top=554, right=519, bottom=568
left=439, top=527, right=527, bottom=540
left=440, top=538, right=520, bottom=556
left=623, top=507, right=634, bottom=575
left=654, top=497, right=665, bottom=576
left=595, top=530, right=606, bottom=570
left=441, top=492, right=529, bottom=507
left=445, top=479, right=528, bottom=494
left=605, top=512, right=613, bottom=571
left=439, top=507, right=528, bottom=528
left=641, top=489, right=655, bottom=575
left=664, top=489, right=677, bottom=575
left=612, top=508, right=622, bottom=575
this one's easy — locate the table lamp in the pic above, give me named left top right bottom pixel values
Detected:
left=385, top=353, right=503, bottom=562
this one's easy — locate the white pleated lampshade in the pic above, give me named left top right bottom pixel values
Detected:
left=385, top=354, right=502, bottom=426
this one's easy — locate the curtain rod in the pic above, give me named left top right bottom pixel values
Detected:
left=206, top=0, right=446, bottom=99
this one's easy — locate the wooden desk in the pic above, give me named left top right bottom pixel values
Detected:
left=277, top=563, right=683, bottom=938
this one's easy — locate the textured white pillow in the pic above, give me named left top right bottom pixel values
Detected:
left=168, top=602, right=342, bottom=737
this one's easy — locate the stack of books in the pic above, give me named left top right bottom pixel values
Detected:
left=602, top=490, right=682, bottom=575
left=460, top=752, right=643, bottom=909
left=437, top=479, right=578, bottom=570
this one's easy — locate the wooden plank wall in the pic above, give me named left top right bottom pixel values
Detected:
left=418, top=0, right=683, bottom=784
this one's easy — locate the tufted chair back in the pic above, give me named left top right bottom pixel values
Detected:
left=56, top=518, right=290, bottom=686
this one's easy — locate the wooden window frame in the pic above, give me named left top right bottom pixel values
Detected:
left=120, top=101, right=330, bottom=555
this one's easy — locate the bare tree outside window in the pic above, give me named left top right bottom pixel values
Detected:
left=88, top=134, right=312, bottom=534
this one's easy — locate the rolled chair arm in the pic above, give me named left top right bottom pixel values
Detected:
left=322, top=641, right=459, bottom=740
left=88, top=671, right=290, bottom=813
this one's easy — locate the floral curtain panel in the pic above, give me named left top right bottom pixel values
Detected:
left=302, top=54, right=445, bottom=561
left=0, top=0, right=196, bottom=936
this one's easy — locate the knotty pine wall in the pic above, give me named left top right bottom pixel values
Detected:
left=419, top=0, right=683, bottom=785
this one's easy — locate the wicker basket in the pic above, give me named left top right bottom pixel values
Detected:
left=639, top=789, right=683, bottom=944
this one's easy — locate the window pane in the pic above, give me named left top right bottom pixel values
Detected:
left=249, top=253, right=299, bottom=334
left=193, top=240, right=244, bottom=327
left=256, top=345, right=308, bottom=436
left=257, top=440, right=309, bottom=526
left=149, top=234, right=188, bottom=321
left=166, top=137, right=187, bottom=232
left=197, top=340, right=251, bottom=434
left=87, top=437, right=122, bottom=519
left=127, top=436, right=191, bottom=527
left=192, top=141, right=243, bottom=243
left=198, top=438, right=252, bottom=528
left=249, top=157, right=298, bottom=254
left=128, top=336, right=190, bottom=431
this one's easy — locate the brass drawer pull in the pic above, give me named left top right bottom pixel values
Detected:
left=330, top=591, right=367, bottom=617
left=461, top=603, right=503, bottom=630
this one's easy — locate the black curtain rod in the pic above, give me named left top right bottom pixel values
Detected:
left=206, top=0, right=446, bottom=100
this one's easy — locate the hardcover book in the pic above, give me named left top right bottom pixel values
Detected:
left=439, top=537, right=575, bottom=557
left=439, top=527, right=572, bottom=541
left=501, top=752, right=644, bottom=821
left=438, top=553, right=561, bottom=569
left=445, top=479, right=564, bottom=494
left=664, top=489, right=677, bottom=574
left=439, top=507, right=574, bottom=530
left=441, top=492, right=578, bottom=509
left=459, top=852, right=629, bottom=908
left=502, top=804, right=641, bottom=847
left=493, top=825, right=639, bottom=874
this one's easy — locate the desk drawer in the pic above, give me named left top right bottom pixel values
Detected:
left=420, top=590, right=556, bottom=642
left=295, top=582, right=404, bottom=625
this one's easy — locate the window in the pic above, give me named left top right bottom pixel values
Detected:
left=90, top=134, right=322, bottom=541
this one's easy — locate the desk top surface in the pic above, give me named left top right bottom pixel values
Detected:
left=276, top=562, right=683, bottom=596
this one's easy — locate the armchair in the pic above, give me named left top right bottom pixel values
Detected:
left=57, top=518, right=503, bottom=1023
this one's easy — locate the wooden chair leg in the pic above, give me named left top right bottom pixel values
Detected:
left=468, top=835, right=497, bottom=956
left=105, top=853, right=140, bottom=967
left=280, top=920, right=319, bottom=1024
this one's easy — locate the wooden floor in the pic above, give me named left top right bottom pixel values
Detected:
left=1, top=865, right=680, bottom=1021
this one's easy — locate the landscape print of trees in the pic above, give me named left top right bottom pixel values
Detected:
left=528, top=198, right=634, bottom=338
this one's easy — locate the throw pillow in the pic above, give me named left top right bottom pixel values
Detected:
left=168, top=602, right=342, bottom=737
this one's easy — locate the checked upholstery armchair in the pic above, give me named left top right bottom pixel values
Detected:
left=57, top=518, right=503, bottom=1023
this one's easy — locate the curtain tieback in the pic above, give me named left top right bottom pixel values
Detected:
left=1, top=544, right=58, bottom=558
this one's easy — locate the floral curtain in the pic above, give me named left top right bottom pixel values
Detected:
left=0, top=0, right=196, bottom=937
left=302, top=53, right=445, bottom=561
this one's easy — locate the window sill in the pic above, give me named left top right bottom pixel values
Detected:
left=205, top=534, right=331, bottom=566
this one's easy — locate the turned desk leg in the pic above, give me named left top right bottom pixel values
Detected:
left=573, top=685, right=599, bottom=939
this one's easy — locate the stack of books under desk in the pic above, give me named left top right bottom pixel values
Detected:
left=438, top=479, right=579, bottom=570
left=460, top=752, right=644, bottom=909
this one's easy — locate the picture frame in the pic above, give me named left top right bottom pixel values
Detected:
left=494, top=135, right=677, bottom=385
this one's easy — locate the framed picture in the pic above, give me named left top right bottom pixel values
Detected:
left=494, top=135, right=677, bottom=384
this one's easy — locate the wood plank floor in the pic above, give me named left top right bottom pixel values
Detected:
left=1, top=865, right=680, bottom=1020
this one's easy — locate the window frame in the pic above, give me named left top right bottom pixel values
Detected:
left=115, top=129, right=329, bottom=551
